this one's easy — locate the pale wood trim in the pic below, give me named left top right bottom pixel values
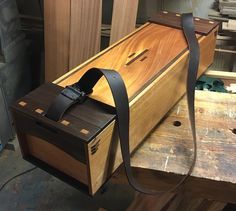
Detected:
left=129, top=36, right=208, bottom=107
left=205, top=70, right=236, bottom=80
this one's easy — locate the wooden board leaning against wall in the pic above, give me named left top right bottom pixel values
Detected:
left=44, top=0, right=139, bottom=82
left=44, top=0, right=102, bottom=82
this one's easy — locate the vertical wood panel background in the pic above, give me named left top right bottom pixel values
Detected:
left=69, top=0, right=102, bottom=69
left=44, top=0, right=102, bottom=82
left=110, top=0, right=139, bottom=45
left=44, top=0, right=71, bottom=82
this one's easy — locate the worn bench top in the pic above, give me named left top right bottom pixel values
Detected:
left=126, top=90, right=236, bottom=203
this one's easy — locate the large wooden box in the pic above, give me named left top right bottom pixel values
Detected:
left=11, top=12, right=218, bottom=195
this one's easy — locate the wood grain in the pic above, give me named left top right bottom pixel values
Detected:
left=69, top=0, right=102, bottom=69
left=165, top=193, right=184, bottom=211
left=109, top=0, right=139, bottom=44
left=54, top=23, right=150, bottom=84
left=13, top=83, right=115, bottom=144
left=87, top=120, right=116, bottom=194
left=44, top=0, right=71, bottom=82
left=26, top=135, right=88, bottom=185
left=58, top=23, right=202, bottom=106
left=44, top=0, right=102, bottom=81
left=205, top=70, right=236, bottom=80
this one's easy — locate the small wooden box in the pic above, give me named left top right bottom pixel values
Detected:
left=11, top=12, right=219, bottom=195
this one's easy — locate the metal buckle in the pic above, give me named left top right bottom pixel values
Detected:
left=61, top=85, right=87, bottom=103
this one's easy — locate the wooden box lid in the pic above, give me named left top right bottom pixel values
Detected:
left=12, top=83, right=116, bottom=143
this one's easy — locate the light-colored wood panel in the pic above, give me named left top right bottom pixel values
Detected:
left=69, top=0, right=102, bottom=69
left=205, top=70, right=236, bottom=79
left=87, top=29, right=217, bottom=194
left=109, top=0, right=139, bottom=44
left=26, top=135, right=88, bottom=185
left=87, top=120, right=116, bottom=194
left=44, top=0, right=71, bottom=82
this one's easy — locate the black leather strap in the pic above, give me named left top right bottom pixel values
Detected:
left=182, top=13, right=199, bottom=176
left=46, top=13, right=199, bottom=195
left=46, top=85, right=87, bottom=121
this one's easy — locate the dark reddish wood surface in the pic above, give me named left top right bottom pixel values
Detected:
left=150, top=11, right=219, bottom=35
left=11, top=82, right=116, bottom=166
left=11, top=83, right=116, bottom=143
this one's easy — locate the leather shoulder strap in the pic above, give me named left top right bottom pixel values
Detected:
left=45, top=13, right=199, bottom=195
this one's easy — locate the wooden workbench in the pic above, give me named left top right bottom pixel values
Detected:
left=111, top=72, right=236, bottom=210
